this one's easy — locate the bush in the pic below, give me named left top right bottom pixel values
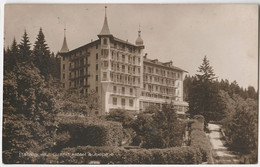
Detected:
left=194, top=115, right=205, bottom=123
left=105, top=109, right=134, bottom=128
left=190, top=129, right=211, bottom=162
left=132, top=103, right=186, bottom=148
left=57, top=115, right=123, bottom=147
left=190, top=120, right=204, bottom=131
left=189, top=115, right=212, bottom=163
left=59, top=146, right=202, bottom=164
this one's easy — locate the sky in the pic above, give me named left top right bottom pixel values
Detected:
left=4, top=4, right=258, bottom=89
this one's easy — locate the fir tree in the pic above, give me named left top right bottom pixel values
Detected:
left=18, top=30, right=31, bottom=63
left=196, top=56, right=216, bottom=82
left=4, top=38, right=19, bottom=72
left=33, top=28, right=51, bottom=78
left=188, top=56, right=222, bottom=123
left=4, top=46, right=11, bottom=73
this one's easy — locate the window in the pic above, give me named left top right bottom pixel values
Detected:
left=122, top=87, right=125, bottom=94
left=113, top=86, right=117, bottom=93
left=129, top=99, right=134, bottom=107
left=63, top=56, right=65, bottom=61
left=96, top=86, right=98, bottom=92
left=63, top=73, right=65, bottom=79
left=121, top=98, right=125, bottom=106
left=130, top=88, right=133, bottom=95
left=69, top=82, right=71, bottom=87
left=96, top=53, right=98, bottom=60
left=69, top=72, right=71, bottom=78
left=96, top=43, right=98, bottom=49
left=103, top=72, right=107, bottom=81
left=80, top=79, right=84, bottom=86
left=80, top=69, right=84, bottom=76
left=96, top=75, right=98, bottom=81
left=122, top=55, right=125, bottom=62
left=69, top=63, right=72, bottom=68
left=103, top=38, right=107, bottom=45
left=96, top=64, right=98, bottom=70
left=80, top=58, right=84, bottom=66
left=104, top=61, right=108, bottom=68
left=113, top=97, right=117, bottom=105
left=122, top=65, right=125, bottom=72
left=117, top=64, right=119, bottom=71
left=63, top=64, right=65, bottom=70
left=117, top=52, right=119, bottom=61
left=62, top=83, right=65, bottom=88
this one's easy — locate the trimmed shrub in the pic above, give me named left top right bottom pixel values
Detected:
left=190, top=129, right=211, bottom=162
left=190, top=120, right=204, bottom=131
left=57, top=115, right=123, bottom=147
left=194, top=115, right=205, bottom=123
left=189, top=115, right=212, bottom=163
left=59, top=146, right=202, bottom=164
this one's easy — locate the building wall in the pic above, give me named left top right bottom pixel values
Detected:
left=98, top=36, right=144, bottom=113
left=60, top=38, right=188, bottom=115
left=140, top=59, right=188, bottom=113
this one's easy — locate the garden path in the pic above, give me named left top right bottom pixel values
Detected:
left=207, top=123, right=240, bottom=164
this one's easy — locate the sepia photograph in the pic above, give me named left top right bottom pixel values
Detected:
left=2, top=3, right=259, bottom=164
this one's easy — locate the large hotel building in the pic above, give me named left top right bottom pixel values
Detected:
left=60, top=8, right=188, bottom=115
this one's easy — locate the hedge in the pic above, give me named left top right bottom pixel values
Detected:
left=58, top=146, right=202, bottom=164
left=190, top=115, right=212, bottom=163
left=11, top=114, right=212, bottom=164
left=57, top=115, right=123, bottom=147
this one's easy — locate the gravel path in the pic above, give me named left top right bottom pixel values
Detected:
left=208, top=123, right=240, bottom=164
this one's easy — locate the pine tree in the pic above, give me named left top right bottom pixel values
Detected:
left=196, top=56, right=216, bottom=82
left=18, top=30, right=31, bottom=63
left=4, top=38, right=19, bottom=72
left=4, top=46, right=11, bottom=73
left=33, top=28, right=51, bottom=78
left=188, top=56, right=222, bottom=123
left=247, top=86, right=257, bottom=100
left=49, top=52, right=60, bottom=79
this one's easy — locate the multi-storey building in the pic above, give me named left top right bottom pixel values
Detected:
left=140, top=56, right=188, bottom=115
left=60, top=8, right=188, bottom=116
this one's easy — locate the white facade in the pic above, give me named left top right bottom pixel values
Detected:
left=60, top=11, right=188, bottom=115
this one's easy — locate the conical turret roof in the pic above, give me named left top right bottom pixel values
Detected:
left=98, top=6, right=112, bottom=37
left=60, top=29, right=69, bottom=53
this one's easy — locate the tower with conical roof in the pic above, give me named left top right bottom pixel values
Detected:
left=98, top=6, right=113, bottom=38
left=60, top=28, right=69, bottom=53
